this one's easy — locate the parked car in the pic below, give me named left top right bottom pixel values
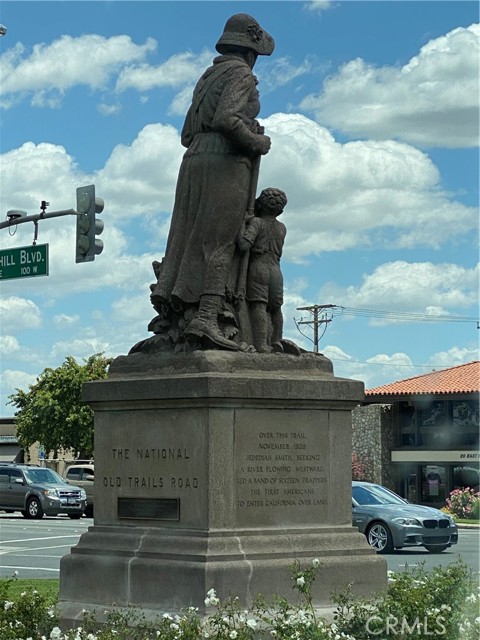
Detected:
left=64, top=463, right=94, bottom=516
left=352, top=481, right=458, bottom=554
left=0, top=464, right=86, bottom=519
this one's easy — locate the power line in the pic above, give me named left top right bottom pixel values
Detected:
left=294, top=303, right=479, bottom=352
left=333, top=306, right=478, bottom=324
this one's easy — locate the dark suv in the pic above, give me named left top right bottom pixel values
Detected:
left=0, top=464, right=86, bottom=519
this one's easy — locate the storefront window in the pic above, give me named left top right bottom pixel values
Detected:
left=453, top=401, right=479, bottom=427
left=399, top=403, right=416, bottom=446
left=417, top=401, right=450, bottom=447
left=407, top=472, right=418, bottom=503
left=419, top=401, right=446, bottom=427
left=421, top=465, right=446, bottom=503
left=452, top=401, right=479, bottom=446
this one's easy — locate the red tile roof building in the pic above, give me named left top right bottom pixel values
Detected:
left=353, top=360, right=479, bottom=506
left=366, top=361, right=480, bottom=399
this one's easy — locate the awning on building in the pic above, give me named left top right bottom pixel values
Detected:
left=0, top=445, right=22, bottom=461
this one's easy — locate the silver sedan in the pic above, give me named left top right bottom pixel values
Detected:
left=352, top=481, right=458, bottom=554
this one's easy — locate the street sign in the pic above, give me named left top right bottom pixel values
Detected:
left=0, top=243, right=49, bottom=280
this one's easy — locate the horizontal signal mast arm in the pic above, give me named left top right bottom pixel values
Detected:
left=0, top=208, right=79, bottom=231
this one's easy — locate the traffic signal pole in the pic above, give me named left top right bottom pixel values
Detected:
left=0, top=207, right=78, bottom=231
left=1, top=185, right=105, bottom=263
left=75, top=185, right=104, bottom=263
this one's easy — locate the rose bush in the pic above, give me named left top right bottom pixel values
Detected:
left=1, top=560, right=478, bottom=640
left=446, top=487, right=480, bottom=519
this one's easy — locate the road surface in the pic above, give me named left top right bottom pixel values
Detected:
left=0, top=515, right=478, bottom=579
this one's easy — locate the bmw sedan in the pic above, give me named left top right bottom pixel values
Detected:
left=352, top=481, right=458, bottom=554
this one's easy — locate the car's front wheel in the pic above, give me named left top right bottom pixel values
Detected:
left=366, top=522, right=394, bottom=554
left=26, top=497, right=44, bottom=519
left=424, top=544, right=449, bottom=553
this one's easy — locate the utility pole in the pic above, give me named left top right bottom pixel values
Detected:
left=296, top=304, right=335, bottom=353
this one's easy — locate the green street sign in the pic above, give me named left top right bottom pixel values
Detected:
left=0, top=243, right=49, bottom=280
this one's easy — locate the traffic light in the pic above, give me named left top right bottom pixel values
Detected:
left=75, top=185, right=104, bottom=263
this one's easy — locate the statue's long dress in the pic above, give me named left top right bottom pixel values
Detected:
left=151, top=54, right=264, bottom=340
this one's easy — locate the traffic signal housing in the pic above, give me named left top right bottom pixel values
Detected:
left=75, top=185, right=104, bottom=263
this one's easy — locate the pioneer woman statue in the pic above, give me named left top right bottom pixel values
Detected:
left=147, top=14, right=275, bottom=352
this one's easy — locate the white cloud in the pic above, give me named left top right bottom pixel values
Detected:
left=110, top=293, right=154, bottom=326
left=0, top=123, right=183, bottom=301
left=97, top=102, right=122, bottom=116
left=53, top=314, right=80, bottom=328
left=260, top=113, right=477, bottom=258
left=50, top=337, right=111, bottom=361
left=1, top=114, right=476, bottom=305
left=0, top=336, right=20, bottom=355
left=304, top=1, right=335, bottom=14
left=261, top=55, right=320, bottom=93
left=0, top=297, right=42, bottom=331
left=426, top=346, right=480, bottom=370
left=115, top=49, right=213, bottom=93
left=300, top=24, right=480, bottom=148
left=168, top=83, right=196, bottom=117
left=98, top=123, right=183, bottom=218
left=1, top=369, right=38, bottom=404
left=0, top=141, right=80, bottom=212
left=318, top=261, right=479, bottom=317
left=321, top=345, right=480, bottom=392
left=0, top=35, right=157, bottom=109
left=321, top=347, right=419, bottom=390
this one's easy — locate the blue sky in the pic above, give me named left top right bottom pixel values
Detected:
left=0, top=0, right=478, bottom=416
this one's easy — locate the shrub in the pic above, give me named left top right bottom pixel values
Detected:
left=351, top=452, right=367, bottom=481
left=446, top=487, right=480, bottom=519
left=1, top=560, right=479, bottom=640
left=333, top=561, right=479, bottom=640
left=471, top=496, right=480, bottom=519
left=0, top=573, right=58, bottom=639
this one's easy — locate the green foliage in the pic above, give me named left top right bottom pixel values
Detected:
left=1, top=578, right=58, bottom=601
left=471, top=498, right=480, bottom=519
left=333, top=560, right=479, bottom=640
left=1, top=560, right=479, bottom=639
left=0, top=573, right=58, bottom=639
left=72, top=606, right=203, bottom=640
left=8, top=353, right=111, bottom=459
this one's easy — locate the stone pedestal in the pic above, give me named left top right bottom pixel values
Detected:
left=59, top=351, right=387, bottom=624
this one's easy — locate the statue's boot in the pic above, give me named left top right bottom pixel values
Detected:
left=186, top=294, right=239, bottom=351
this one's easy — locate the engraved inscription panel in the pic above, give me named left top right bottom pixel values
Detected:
left=234, top=409, right=329, bottom=526
left=95, top=408, right=207, bottom=527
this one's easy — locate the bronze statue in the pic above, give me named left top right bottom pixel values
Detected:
left=134, top=14, right=300, bottom=356
left=238, top=188, right=287, bottom=353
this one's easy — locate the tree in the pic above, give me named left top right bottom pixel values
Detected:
left=8, top=353, right=111, bottom=460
